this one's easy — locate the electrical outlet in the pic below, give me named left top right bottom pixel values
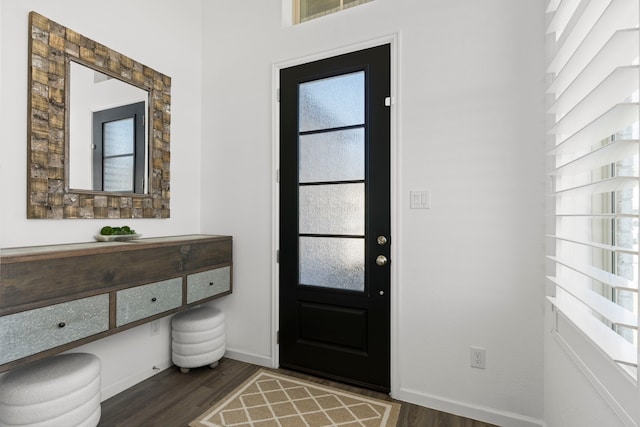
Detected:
left=470, top=347, right=486, bottom=369
left=150, top=320, right=160, bottom=336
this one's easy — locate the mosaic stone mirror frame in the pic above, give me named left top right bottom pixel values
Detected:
left=27, top=11, right=171, bottom=219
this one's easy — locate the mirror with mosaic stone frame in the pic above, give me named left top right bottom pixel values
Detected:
left=27, top=11, right=171, bottom=219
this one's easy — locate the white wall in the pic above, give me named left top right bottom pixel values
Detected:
left=200, top=1, right=547, bottom=426
left=0, top=0, right=203, bottom=399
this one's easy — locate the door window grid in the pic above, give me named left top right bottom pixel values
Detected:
left=297, top=71, right=366, bottom=291
left=102, top=118, right=135, bottom=192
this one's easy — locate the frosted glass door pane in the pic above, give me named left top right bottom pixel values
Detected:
left=299, top=72, right=364, bottom=132
left=300, top=237, right=364, bottom=290
left=104, top=118, right=134, bottom=156
left=299, top=128, right=364, bottom=183
left=104, top=157, right=134, bottom=192
left=299, top=183, right=364, bottom=235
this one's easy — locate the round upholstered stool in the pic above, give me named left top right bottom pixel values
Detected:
left=0, top=353, right=101, bottom=427
left=172, top=306, right=225, bottom=374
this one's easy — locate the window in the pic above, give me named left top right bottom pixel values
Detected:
left=92, top=102, right=147, bottom=193
left=294, top=0, right=372, bottom=24
left=546, top=0, right=639, bottom=379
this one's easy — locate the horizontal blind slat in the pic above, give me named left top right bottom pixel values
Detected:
left=548, top=296, right=638, bottom=366
left=549, top=103, right=639, bottom=152
left=555, top=213, right=639, bottom=218
left=546, top=0, right=611, bottom=73
left=549, top=66, right=639, bottom=136
left=547, top=234, right=638, bottom=255
left=547, top=276, right=638, bottom=328
left=553, top=175, right=637, bottom=196
left=548, top=256, right=638, bottom=291
left=547, top=29, right=639, bottom=98
left=546, top=0, right=582, bottom=37
left=547, top=0, right=563, bottom=14
left=547, top=0, right=637, bottom=75
left=551, top=138, right=639, bottom=176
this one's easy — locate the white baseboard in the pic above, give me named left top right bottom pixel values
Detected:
left=99, top=349, right=273, bottom=402
left=101, top=358, right=174, bottom=401
left=394, top=387, right=546, bottom=427
left=224, top=348, right=275, bottom=368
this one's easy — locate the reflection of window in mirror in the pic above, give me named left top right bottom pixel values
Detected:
left=68, top=61, right=149, bottom=193
left=92, top=102, right=146, bottom=193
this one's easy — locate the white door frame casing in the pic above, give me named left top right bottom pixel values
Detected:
left=270, top=33, right=400, bottom=395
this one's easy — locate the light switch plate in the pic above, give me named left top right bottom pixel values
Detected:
left=410, top=190, right=431, bottom=209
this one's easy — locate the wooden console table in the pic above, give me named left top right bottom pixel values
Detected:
left=0, top=234, right=232, bottom=372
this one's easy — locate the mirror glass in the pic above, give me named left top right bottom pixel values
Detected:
left=68, top=61, right=149, bottom=193
left=26, top=12, right=171, bottom=219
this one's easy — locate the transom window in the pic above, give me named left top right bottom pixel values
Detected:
left=294, top=0, right=372, bottom=24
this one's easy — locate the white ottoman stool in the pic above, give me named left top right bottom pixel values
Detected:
left=0, top=353, right=101, bottom=427
left=172, top=306, right=225, bottom=374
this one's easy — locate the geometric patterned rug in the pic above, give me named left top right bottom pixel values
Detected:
left=190, top=369, right=400, bottom=427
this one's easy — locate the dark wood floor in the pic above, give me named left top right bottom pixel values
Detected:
left=99, top=358, right=497, bottom=427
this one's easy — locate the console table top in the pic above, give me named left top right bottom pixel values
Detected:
left=1, top=234, right=230, bottom=262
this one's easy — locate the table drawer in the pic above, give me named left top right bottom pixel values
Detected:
left=116, top=277, right=182, bottom=327
left=187, top=266, right=231, bottom=304
left=0, top=294, right=109, bottom=365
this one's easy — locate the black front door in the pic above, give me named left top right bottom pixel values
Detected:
left=279, top=44, right=391, bottom=391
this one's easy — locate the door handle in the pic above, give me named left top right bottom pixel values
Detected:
left=376, top=255, right=388, bottom=266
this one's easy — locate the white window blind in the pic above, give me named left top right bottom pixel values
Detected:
left=546, top=0, right=640, bottom=377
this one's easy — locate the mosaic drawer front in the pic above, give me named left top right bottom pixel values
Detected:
left=0, top=294, right=109, bottom=365
left=186, top=266, right=231, bottom=304
left=116, top=277, right=183, bottom=327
